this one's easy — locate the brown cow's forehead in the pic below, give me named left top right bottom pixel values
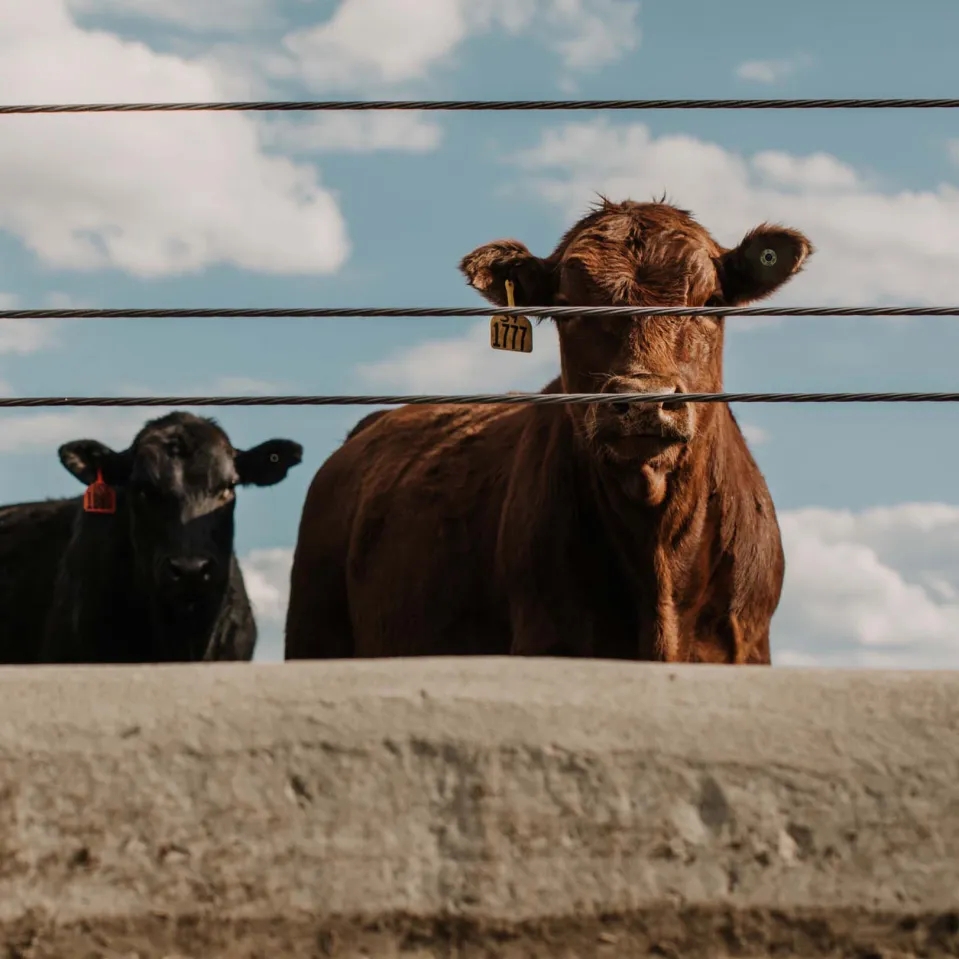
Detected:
left=553, top=202, right=722, bottom=304
left=555, top=202, right=721, bottom=261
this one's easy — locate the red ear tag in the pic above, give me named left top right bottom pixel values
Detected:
left=83, top=468, right=117, bottom=515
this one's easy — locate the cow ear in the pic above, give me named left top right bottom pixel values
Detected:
left=459, top=239, right=556, bottom=307
left=58, top=440, right=132, bottom=486
left=715, top=224, right=814, bottom=306
left=235, top=439, right=303, bottom=487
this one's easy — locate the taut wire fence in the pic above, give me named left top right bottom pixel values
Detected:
left=4, top=96, right=959, bottom=409
left=0, top=392, right=958, bottom=409
left=6, top=98, right=959, bottom=113
left=6, top=305, right=959, bottom=320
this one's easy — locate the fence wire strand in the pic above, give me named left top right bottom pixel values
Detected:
left=3, top=95, right=956, bottom=412
left=5, top=306, right=959, bottom=320
left=5, top=98, right=959, bottom=114
left=2, top=392, right=959, bottom=409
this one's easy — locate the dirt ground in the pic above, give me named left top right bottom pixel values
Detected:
left=3, top=907, right=958, bottom=959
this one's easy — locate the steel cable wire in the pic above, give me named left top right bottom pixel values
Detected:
left=1, top=391, right=959, bottom=408
left=4, top=98, right=959, bottom=113
left=4, top=305, right=959, bottom=320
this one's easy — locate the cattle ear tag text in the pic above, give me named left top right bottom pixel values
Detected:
left=490, top=279, right=533, bottom=354
left=83, top=468, right=117, bottom=515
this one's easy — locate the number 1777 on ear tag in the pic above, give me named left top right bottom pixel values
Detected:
left=490, top=279, right=533, bottom=354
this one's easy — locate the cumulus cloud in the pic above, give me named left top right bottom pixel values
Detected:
left=257, top=114, right=442, bottom=155
left=741, top=423, right=769, bottom=446
left=735, top=54, right=812, bottom=84
left=357, top=318, right=561, bottom=392
left=282, top=0, right=474, bottom=89
left=776, top=504, right=959, bottom=669
left=66, top=0, right=273, bottom=30
left=0, top=371, right=291, bottom=457
left=277, top=0, right=640, bottom=91
left=113, top=374, right=286, bottom=397
left=240, top=546, right=291, bottom=661
left=539, top=0, right=641, bottom=72
left=2, top=0, right=644, bottom=280
left=0, top=294, right=59, bottom=355
left=0, top=324, right=57, bottom=355
left=0, top=409, right=147, bottom=454
left=0, top=0, right=349, bottom=279
left=510, top=119, right=959, bottom=309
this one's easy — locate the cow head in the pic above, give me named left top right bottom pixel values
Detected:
left=58, top=412, right=302, bottom=617
left=460, top=199, right=812, bottom=486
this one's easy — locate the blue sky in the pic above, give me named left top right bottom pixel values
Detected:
left=3, top=0, right=959, bottom=665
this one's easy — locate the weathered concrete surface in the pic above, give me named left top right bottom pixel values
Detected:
left=0, top=657, right=956, bottom=958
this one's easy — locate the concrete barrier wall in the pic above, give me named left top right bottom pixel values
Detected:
left=0, top=657, right=957, bottom=958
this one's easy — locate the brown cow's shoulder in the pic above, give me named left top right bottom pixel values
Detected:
left=285, top=400, right=532, bottom=659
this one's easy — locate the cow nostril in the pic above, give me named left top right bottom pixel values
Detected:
left=166, top=557, right=214, bottom=581
left=610, top=401, right=630, bottom=416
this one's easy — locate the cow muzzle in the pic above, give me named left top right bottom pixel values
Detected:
left=589, top=375, right=694, bottom=458
left=159, top=554, right=218, bottom=596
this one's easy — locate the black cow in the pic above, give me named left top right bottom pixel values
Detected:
left=0, top=411, right=302, bottom=664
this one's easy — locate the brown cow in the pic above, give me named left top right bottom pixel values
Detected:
left=285, top=198, right=812, bottom=664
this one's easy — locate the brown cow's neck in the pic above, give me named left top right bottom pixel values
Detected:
left=567, top=397, right=728, bottom=662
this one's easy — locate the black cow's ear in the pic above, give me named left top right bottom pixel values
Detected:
left=58, top=440, right=133, bottom=486
left=715, top=224, right=814, bottom=306
left=235, top=439, right=303, bottom=487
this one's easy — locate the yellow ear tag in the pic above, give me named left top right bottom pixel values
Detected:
left=489, top=279, right=533, bottom=354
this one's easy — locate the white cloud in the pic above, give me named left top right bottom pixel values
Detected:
left=357, top=319, right=561, bottom=392
left=240, top=546, right=291, bottom=662
left=0, top=0, right=350, bottom=278
left=0, top=324, right=57, bottom=355
left=735, top=54, right=812, bottom=85
left=0, top=409, right=147, bottom=453
left=775, top=504, right=959, bottom=669
left=0, top=293, right=59, bottom=354
left=109, top=376, right=290, bottom=402
left=282, top=0, right=472, bottom=89
left=750, top=151, right=860, bottom=192
left=115, top=374, right=285, bottom=396
left=542, top=0, right=641, bottom=72
left=258, top=114, right=442, bottom=155
left=0, top=374, right=290, bottom=457
left=12, top=0, right=641, bottom=284
left=67, top=0, right=273, bottom=31
left=277, top=0, right=640, bottom=91
left=741, top=423, right=768, bottom=446
left=511, top=119, right=959, bottom=311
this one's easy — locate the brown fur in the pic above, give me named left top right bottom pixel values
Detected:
left=285, top=199, right=813, bottom=664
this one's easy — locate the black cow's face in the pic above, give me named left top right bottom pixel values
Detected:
left=58, top=412, right=303, bottom=604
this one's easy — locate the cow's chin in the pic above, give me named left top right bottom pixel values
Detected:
left=154, top=579, right=226, bottom=618
left=591, top=434, right=689, bottom=506
left=594, top=432, right=688, bottom=468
